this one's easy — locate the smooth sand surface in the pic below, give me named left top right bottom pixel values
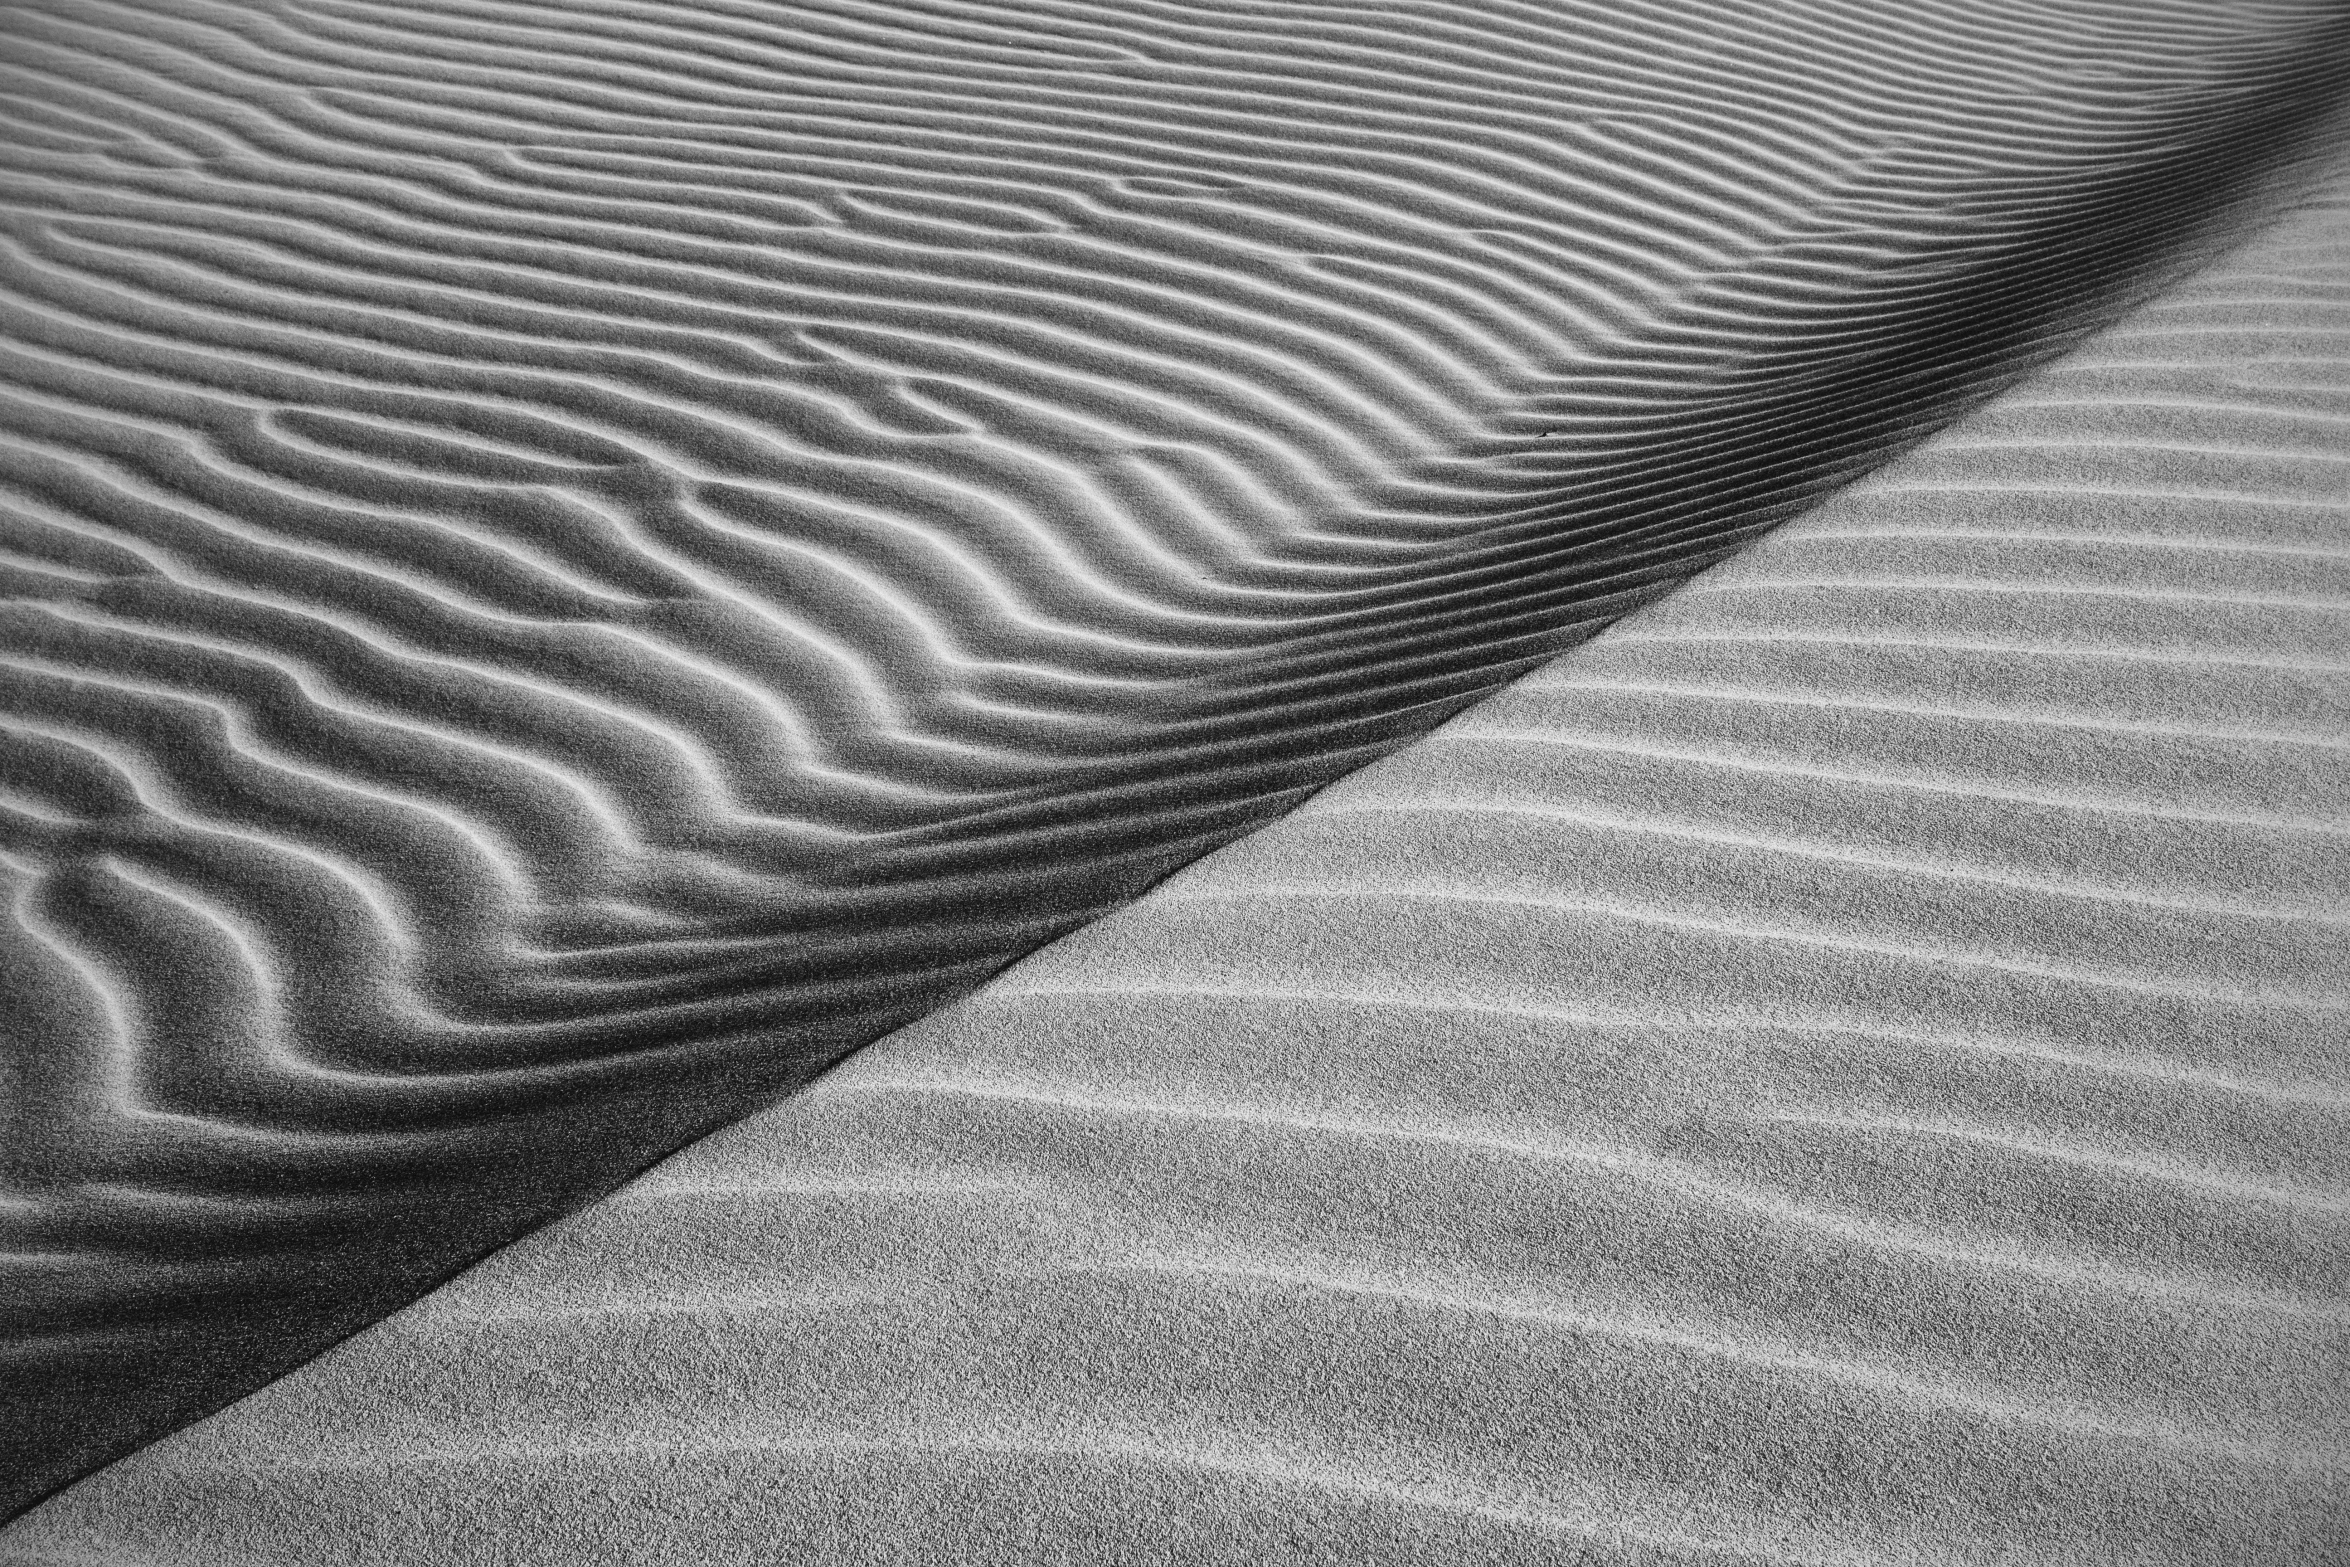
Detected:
left=12, top=148, right=2347, bottom=1566
left=12, top=0, right=2345, bottom=1510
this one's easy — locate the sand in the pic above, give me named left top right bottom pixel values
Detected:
left=10, top=136, right=2347, bottom=1563
left=12, top=0, right=2344, bottom=1512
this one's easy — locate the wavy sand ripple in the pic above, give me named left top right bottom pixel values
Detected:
left=3, top=0, right=2348, bottom=1513
left=15, top=154, right=2344, bottom=1563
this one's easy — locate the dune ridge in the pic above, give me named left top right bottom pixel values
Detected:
left=3, top=0, right=2347, bottom=1513
left=13, top=152, right=2344, bottom=1563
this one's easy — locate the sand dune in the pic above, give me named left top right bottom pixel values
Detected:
left=4, top=0, right=2348, bottom=1521
left=13, top=147, right=2347, bottom=1563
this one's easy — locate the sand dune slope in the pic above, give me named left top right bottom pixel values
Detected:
left=10, top=0, right=2345, bottom=1509
left=14, top=141, right=2349, bottom=1566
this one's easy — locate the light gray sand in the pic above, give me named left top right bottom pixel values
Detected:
left=11, top=140, right=2347, bottom=1567
left=13, top=0, right=2345, bottom=1510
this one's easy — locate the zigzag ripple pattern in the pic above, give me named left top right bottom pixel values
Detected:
left=2, top=0, right=2346, bottom=1513
left=21, top=161, right=2343, bottom=1564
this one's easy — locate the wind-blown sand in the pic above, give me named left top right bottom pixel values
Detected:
left=11, top=146, right=2347, bottom=1564
left=11, top=0, right=2344, bottom=1512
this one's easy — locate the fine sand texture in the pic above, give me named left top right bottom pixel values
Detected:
left=11, top=0, right=2347, bottom=1512
left=13, top=141, right=2348, bottom=1566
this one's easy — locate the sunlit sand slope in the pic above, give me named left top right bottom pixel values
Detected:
left=3, top=0, right=2346, bottom=1514
left=15, top=156, right=2345, bottom=1565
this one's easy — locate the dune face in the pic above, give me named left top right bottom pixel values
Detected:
left=13, top=159, right=2345, bottom=1564
left=3, top=0, right=2348, bottom=1520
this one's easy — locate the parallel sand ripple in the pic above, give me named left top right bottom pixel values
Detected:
left=14, top=155, right=2348, bottom=1564
left=4, top=0, right=2349, bottom=1513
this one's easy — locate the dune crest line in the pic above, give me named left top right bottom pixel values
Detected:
left=3, top=0, right=2348, bottom=1513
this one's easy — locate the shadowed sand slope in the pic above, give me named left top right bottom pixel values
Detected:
left=16, top=156, right=2347, bottom=1564
left=4, top=0, right=2350, bottom=1515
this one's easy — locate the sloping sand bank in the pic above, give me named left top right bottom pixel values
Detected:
left=13, top=139, right=2347, bottom=1567
left=10, top=0, right=2343, bottom=1510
